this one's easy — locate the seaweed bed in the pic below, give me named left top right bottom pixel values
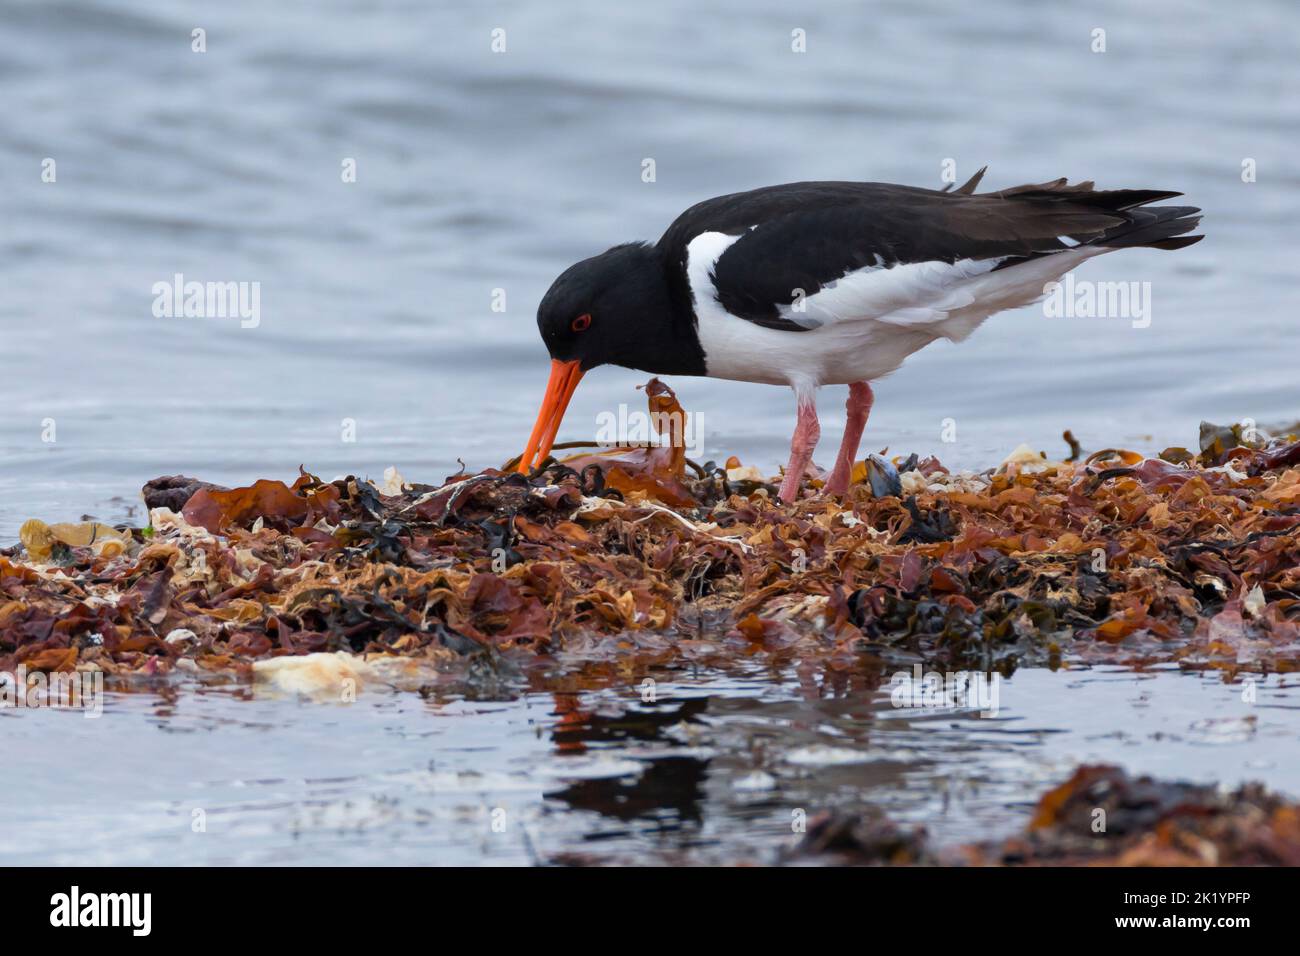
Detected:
left=4, top=380, right=1298, bottom=679
left=4, top=379, right=1300, bottom=864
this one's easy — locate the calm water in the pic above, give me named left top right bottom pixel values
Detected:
left=3, top=0, right=1299, bottom=538
left=2, top=0, right=1299, bottom=864
left=2, top=667, right=1294, bottom=865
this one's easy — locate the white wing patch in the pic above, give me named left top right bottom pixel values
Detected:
left=685, top=230, right=745, bottom=310
left=778, top=257, right=1000, bottom=329
left=683, top=229, right=1110, bottom=387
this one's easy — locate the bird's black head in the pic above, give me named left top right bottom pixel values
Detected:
left=518, top=241, right=702, bottom=474
left=536, top=241, right=698, bottom=374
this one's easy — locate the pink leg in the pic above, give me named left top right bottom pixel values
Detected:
left=824, top=382, right=875, bottom=495
left=777, top=390, right=820, bottom=504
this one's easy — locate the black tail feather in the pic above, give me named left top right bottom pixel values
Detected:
left=1089, top=204, right=1204, bottom=250
left=977, top=169, right=1204, bottom=250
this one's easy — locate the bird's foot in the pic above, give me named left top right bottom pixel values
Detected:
left=823, top=464, right=852, bottom=497
left=778, top=463, right=823, bottom=502
left=777, top=470, right=804, bottom=504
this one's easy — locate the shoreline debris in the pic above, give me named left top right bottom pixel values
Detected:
left=786, top=764, right=1300, bottom=866
left=1, top=381, right=1297, bottom=682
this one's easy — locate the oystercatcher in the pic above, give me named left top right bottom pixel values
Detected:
left=517, top=169, right=1202, bottom=502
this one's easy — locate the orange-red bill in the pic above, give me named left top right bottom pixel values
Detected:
left=517, top=359, right=585, bottom=473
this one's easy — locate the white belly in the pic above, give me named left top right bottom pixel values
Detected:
left=696, top=313, right=939, bottom=387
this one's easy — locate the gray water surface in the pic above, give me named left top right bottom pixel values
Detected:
left=2, top=1, right=1298, bottom=865
left=1, top=666, right=1292, bottom=865
left=2, top=0, right=1298, bottom=538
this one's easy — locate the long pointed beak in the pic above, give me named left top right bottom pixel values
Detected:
left=517, top=359, right=585, bottom=473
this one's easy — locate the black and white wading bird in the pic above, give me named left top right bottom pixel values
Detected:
left=517, top=169, right=1202, bottom=502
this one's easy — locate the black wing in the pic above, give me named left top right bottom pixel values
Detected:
left=655, top=170, right=1202, bottom=331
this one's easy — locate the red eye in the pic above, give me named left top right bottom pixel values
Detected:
left=571, top=313, right=591, bottom=332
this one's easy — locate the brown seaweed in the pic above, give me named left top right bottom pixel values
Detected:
left=2, top=380, right=1299, bottom=682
